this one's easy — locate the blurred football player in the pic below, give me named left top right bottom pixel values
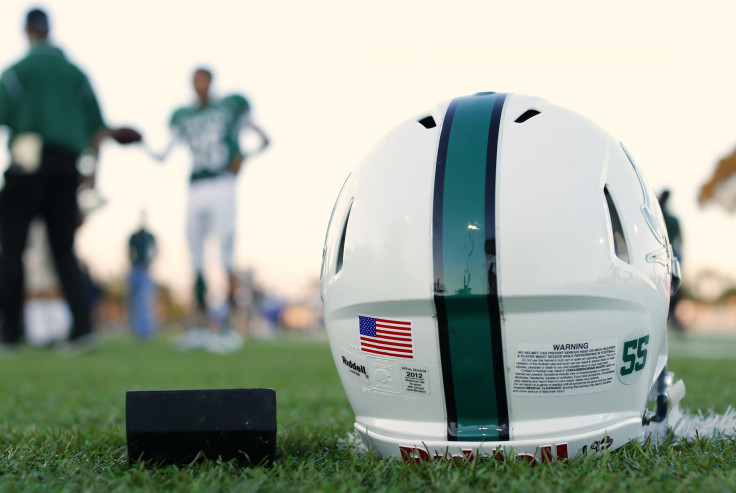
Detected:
left=0, top=8, right=141, bottom=352
left=150, top=67, right=269, bottom=352
left=128, top=210, right=158, bottom=338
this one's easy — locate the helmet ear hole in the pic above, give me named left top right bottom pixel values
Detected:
left=604, top=186, right=630, bottom=263
left=335, top=205, right=352, bottom=273
left=321, top=175, right=354, bottom=285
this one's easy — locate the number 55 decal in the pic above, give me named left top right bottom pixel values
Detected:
left=618, top=328, right=650, bottom=385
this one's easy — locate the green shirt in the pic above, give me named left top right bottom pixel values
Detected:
left=170, top=94, right=250, bottom=181
left=129, top=228, right=156, bottom=267
left=0, top=41, right=106, bottom=156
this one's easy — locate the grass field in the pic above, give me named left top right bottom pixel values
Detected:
left=1, top=333, right=736, bottom=492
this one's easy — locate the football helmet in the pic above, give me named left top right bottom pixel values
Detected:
left=321, top=92, right=684, bottom=462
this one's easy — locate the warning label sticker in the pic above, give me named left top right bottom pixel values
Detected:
left=401, top=365, right=430, bottom=394
left=512, top=338, right=617, bottom=396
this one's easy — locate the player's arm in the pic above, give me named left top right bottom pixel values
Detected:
left=147, top=109, right=187, bottom=163
left=78, top=126, right=143, bottom=189
left=246, top=122, right=270, bottom=156
left=0, top=70, right=14, bottom=127
left=145, top=134, right=176, bottom=163
left=227, top=122, right=270, bottom=174
left=79, top=73, right=143, bottom=185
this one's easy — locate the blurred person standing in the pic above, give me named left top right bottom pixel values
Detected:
left=659, top=189, right=684, bottom=332
left=150, top=67, right=269, bottom=353
left=0, top=8, right=142, bottom=351
left=128, top=211, right=158, bottom=338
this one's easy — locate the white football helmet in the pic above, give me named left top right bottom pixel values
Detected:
left=321, top=93, right=684, bottom=462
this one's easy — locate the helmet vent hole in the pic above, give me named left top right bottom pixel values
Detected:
left=604, top=187, right=630, bottom=263
left=418, top=115, right=436, bottom=129
left=514, top=109, right=541, bottom=123
left=336, top=205, right=352, bottom=273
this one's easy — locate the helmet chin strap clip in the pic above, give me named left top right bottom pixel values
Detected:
left=642, top=367, right=686, bottom=426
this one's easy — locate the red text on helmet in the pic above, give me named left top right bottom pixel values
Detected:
left=399, top=443, right=569, bottom=464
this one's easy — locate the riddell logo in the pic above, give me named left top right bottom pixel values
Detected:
left=342, top=356, right=367, bottom=377
left=399, top=444, right=569, bottom=465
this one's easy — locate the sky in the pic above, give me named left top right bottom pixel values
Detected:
left=2, top=0, right=736, bottom=303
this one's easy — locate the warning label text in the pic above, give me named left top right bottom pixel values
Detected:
left=512, top=338, right=617, bottom=396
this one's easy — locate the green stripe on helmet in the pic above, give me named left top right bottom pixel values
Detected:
left=433, top=92, right=509, bottom=442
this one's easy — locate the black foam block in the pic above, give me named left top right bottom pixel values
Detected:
left=126, top=388, right=276, bottom=466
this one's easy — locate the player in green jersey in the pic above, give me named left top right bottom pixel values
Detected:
left=0, top=8, right=141, bottom=352
left=152, top=67, right=269, bottom=352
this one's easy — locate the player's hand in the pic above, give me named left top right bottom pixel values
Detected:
left=110, top=127, right=143, bottom=145
left=228, top=156, right=245, bottom=175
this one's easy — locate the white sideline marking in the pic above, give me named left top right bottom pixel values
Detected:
left=642, top=407, right=736, bottom=444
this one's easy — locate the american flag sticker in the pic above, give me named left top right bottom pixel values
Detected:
left=358, top=315, right=413, bottom=359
